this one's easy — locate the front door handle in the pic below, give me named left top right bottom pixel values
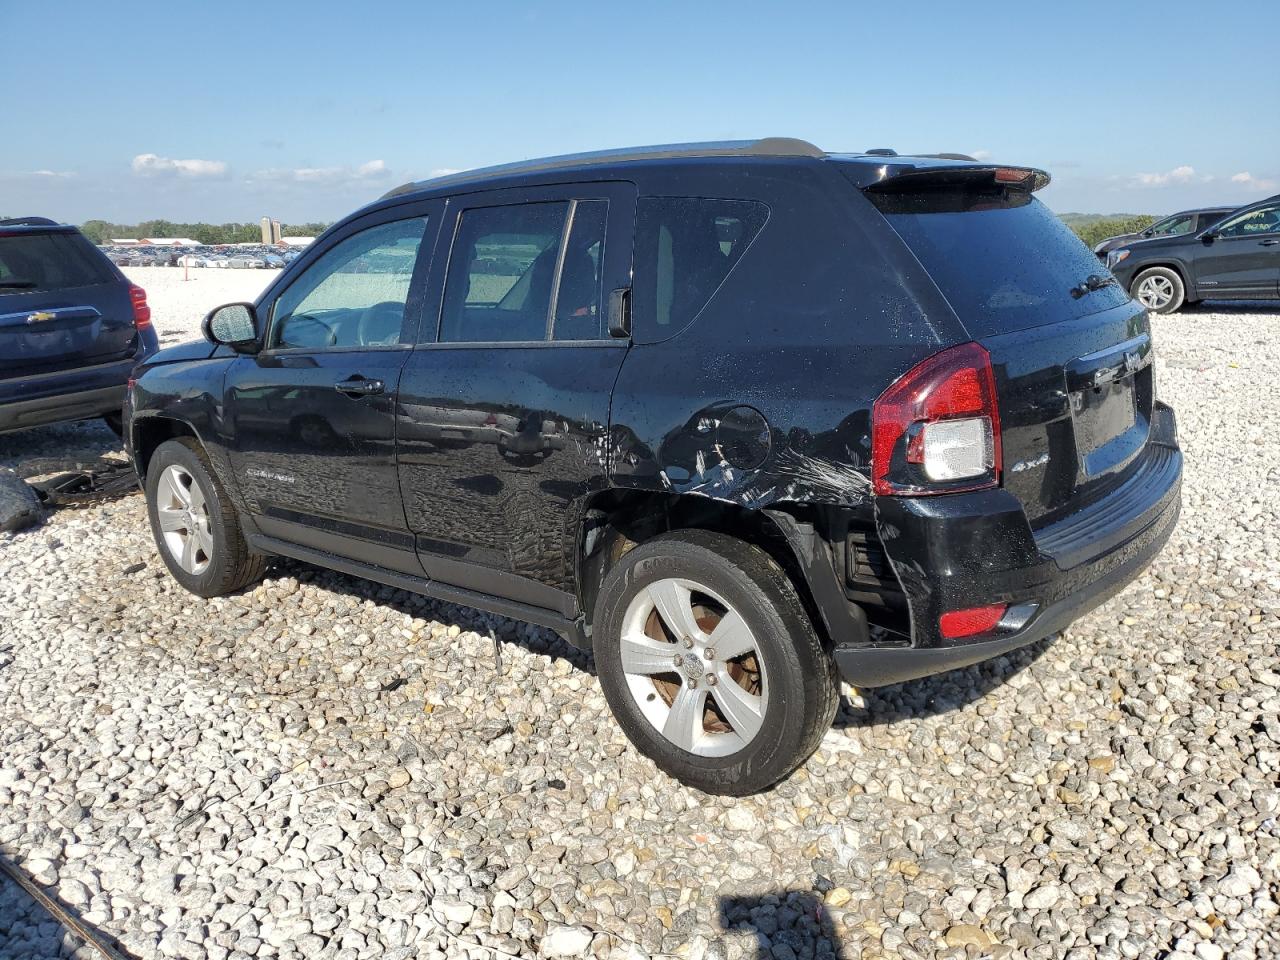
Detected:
left=335, top=376, right=385, bottom=397
left=1260, top=238, right=1280, bottom=246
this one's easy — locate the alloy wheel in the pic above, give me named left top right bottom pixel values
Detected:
left=619, top=577, right=768, bottom=757
left=1136, top=274, right=1175, bottom=310
left=155, top=464, right=213, bottom=575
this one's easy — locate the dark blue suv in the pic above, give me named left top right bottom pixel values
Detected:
left=124, top=140, right=1182, bottom=794
left=0, top=217, right=158, bottom=435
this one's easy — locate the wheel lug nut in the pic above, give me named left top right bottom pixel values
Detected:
left=682, top=637, right=694, bottom=649
left=688, top=678, right=698, bottom=689
left=704, top=648, right=716, bottom=660
left=705, top=673, right=717, bottom=686
left=673, top=654, right=683, bottom=667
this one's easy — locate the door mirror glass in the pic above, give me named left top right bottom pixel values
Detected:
left=204, top=302, right=258, bottom=346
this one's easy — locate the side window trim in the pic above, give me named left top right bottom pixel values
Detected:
left=544, top=200, right=576, bottom=341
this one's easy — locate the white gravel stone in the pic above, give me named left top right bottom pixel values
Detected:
left=1, top=296, right=1279, bottom=958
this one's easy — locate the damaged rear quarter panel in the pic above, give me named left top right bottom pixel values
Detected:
left=608, top=167, right=965, bottom=517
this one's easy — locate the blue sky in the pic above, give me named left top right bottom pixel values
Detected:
left=3, top=0, right=1276, bottom=224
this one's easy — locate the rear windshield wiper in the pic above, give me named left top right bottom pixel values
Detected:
left=0, top=279, right=38, bottom=289
left=1070, top=274, right=1117, bottom=299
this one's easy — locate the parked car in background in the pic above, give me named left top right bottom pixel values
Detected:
left=1, top=217, right=158, bottom=434
left=125, top=139, right=1181, bottom=795
left=1108, top=194, right=1280, bottom=312
left=1093, top=207, right=1234, bottom=259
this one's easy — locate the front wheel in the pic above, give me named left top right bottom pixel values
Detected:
left=145, top=438, right=267, bottom=597
left=1131, top=267, right=1185, bottom=313
left=593, top=529, right=838, bottom=795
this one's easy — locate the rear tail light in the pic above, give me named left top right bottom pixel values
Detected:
left=872, top=341, right=1002, bottom=496
left=129, top=285, right=151, bottom=329
left=939, top=603, right=1008, bottom=639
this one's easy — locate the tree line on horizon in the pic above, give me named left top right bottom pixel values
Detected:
left=77, top=219, right=333, bottom=246
left=5, top=212, right=1154, bottom=253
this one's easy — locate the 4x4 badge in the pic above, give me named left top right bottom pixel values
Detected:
left=26, top=311, right=56, bottom=324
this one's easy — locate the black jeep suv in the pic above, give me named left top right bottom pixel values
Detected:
left=124, top=139, right=1182, bottom=794
left=1107, top=194, right=1280, bottom=312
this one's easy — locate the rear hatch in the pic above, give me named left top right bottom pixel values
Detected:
left=0, top=227, right=138, bottom=380
left=863, top=166, right=1154, bottom=527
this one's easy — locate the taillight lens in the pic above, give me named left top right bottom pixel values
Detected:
left=939, top=603, right=1008, bottom=639
left=872, top=341, right=1002, bottom=496
left=129, top=285, right=152, bottom=329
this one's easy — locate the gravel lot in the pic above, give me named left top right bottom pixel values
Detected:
left=1, top=270, right=1278, bottom=959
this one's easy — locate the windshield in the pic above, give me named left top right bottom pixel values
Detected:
left=871, top=190, right=1130, bottom=337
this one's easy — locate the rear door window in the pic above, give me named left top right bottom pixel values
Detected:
left=871, top=191, right=1128, bottom=337
left=440, top=202, right=568, bottom=343
left=439, top=198, right=613, bottom=344
left=633, top=198, right=769, bottom=335
left=0, top=232, right=112, bottom=292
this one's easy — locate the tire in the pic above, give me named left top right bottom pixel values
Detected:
left=102, top=411, right=124, bottom=437
left=145, top=438, right=267, bottom=597
left=1131, top=267, right=1185, bottom=314
left=593, top=529, right=838, bottom=795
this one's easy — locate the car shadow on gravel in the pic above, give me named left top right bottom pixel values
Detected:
left=0, top=857, right=138, bottom=960
left=276, top=558, right=597, bottom=676
left=1179, top=300, right=1280, bottom=317
left=0, top=419, right=124, bottom=474
left=833, top=635, right=1055, bottom=729
left=720, top=891, right=850, bottom=959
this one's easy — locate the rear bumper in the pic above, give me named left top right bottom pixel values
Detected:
left=0, top=347, right=153, bottom=434
left=834, top=403, right=1182, bottom=687
left=0, top=383, right=126, bottom=434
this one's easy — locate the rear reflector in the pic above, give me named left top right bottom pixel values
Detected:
left=129, top=285, right=151, bottom=329
left=939, top=603, right=1008, bottom=639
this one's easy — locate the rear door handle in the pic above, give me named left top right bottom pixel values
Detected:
left=1260, top=238, right=1280, bottom=246
left=335, top=376, right=385, bottom=397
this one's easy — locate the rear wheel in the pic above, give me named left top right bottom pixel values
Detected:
left=145, top=438, right=267, bottom=597
left=593, top=529, right=838, bottom=795
left=1131, top=267, right=1185, bottom=313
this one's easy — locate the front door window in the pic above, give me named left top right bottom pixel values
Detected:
left=270, top=217, right=429, bottom=350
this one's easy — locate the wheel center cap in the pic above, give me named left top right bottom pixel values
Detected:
left=677, top=652, right=704, bottom=681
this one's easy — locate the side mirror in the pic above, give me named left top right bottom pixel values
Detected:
left=607, top=287, right=632, bottom=339
left=1200, top=230, right=1219, bottom=244
left=1141, top=229, right=1153, bottom=237
left=202, top=302, right=259, bottom=352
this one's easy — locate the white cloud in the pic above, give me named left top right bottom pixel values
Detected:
left=969, top=150, right=991, bottom=161
left=32, top=169, right=75, bottom=178
left=1231, top=171, right=1278, bottom=191
left=132, top=153, right=229, bottom=179
left=1132, top=165, right=1196, bottom=187
left=250, top=160, right=392, bottom=185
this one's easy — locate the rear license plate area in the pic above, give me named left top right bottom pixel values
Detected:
left=1071, top=375, right=1140, bottom=477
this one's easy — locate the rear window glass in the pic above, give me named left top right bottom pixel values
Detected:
left=0, top=232, right=112, bottom=292
left=634, top=198, right=768, bottom=334
left=871, top=191, right=1129, bottom=337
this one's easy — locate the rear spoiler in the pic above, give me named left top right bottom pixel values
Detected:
left=846, top=161, right=1050, bottom=194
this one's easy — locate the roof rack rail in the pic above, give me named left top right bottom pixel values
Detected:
left=864, top=148, right=898, bottom=157
left=382, top=137, right=826, bottom=200
left=0, top=216, right=59, bottom=227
